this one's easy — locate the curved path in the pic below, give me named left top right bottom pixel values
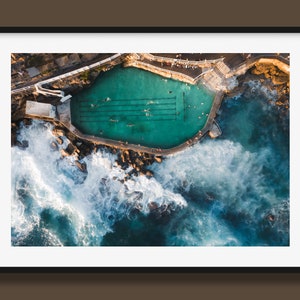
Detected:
left=11, top=53, right=123, bottom=95
left=20, top=53, right=289, bottom=155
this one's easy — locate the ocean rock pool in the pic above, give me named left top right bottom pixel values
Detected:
left=70, top=65, right=215, bottom=149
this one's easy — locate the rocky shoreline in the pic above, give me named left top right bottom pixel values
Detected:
left=250, top=62, right=289, bottom=109
left=225, top=62, right=289, bottom=132
left=11, top=53, right=290, bottom=177
left=53, top=125, right=162, bottom=179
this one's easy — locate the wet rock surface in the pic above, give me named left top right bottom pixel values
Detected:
left=226, top=63, right=289, bottom=133
left=11, top=54, right=289, bottom=177
left=251, top=63, right=289, bottom=110
left=115, top=149, right=161, bottom=178
left=74, top=160, right=87, bottom=173
left=50, top=126, right=164, bottom=176
left=16, top=139, right=29, bottom=150
left=50, top=141, right=58, bottom=151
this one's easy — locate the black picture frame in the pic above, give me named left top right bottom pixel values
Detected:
left=3, top=27, right=299, bottom=272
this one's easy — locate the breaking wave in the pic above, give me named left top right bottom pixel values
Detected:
left=11, top=121, right=186, bottom=246
left=11, top=80, right=289, bottom=246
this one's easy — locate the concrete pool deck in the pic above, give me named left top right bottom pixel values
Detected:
left=25, top=89, right=224, bottom=155
left=21, top=53, right=289, bottom=155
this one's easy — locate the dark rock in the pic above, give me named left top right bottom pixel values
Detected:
left=11, top=123, right=19, bottom=146
left=52, top=128, right=65, bottom=137
left=60, top=149, right=70, bottom=157
left=16, top=140, right=29, bottom=150
left=143, top=159, right=152, bottom=166
left=120, top=153, right=126, bottom=163
left=135, top=158, right=144, bottom=166
left=22, top=140, right=29, bottom=148
left=148, top=202, right=159, bottom=211
left=145, top=170, right=154, bottom=177
left=11, top=122, right=18, bottom=131
left=64, top=143, right=76, bottom=155
left=101, top=177, right=107, bottom=185
left=123, top=150, right=130, bottom=160
left=154, top=156, right=162, bottom=163
left=56, top=137, right=63, bottom=145
left=148, top=202, right=172, bottom=220
left=74, top=160, right=87, bottom=173
left=127, top=169, right=138, bottom=177
left=23, top=118, right=32, bottom=126
left=16, top=140, right=23, bottom=148
left=80, top=143, right=93, bottom=156
left=11, top=133, right=17, bottom=146
left=267, top=214, right=276, bottom=222
left=205, top=192, right=215, bottom=202
left=50, top=141, right=58, bottom=151
left=60, top=142, right=77, bottom=157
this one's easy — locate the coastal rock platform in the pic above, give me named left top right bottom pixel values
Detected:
left=11, top=53, right=290, bottom=174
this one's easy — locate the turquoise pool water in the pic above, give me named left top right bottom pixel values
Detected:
left=70, top=65, right=215, bottom=149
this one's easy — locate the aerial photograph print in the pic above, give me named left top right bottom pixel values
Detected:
left=11, top=52, right=289, bottom=247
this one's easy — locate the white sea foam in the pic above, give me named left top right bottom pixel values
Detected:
left=150, top=138, right=288, bottom=246
left=11, top=120, right=187, bottom=246
left=165, top=202, right=240, bottom=246
left=244, top=80, right=278, bottom=102
left=152, top=139, right=274, bottom=205
left=11, top=113, right=289, bottom=246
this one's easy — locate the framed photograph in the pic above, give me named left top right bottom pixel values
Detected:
left=1, top=30, right=298, bottom=268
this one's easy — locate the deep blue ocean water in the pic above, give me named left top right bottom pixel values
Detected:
left=11, top=80, right=289, bottom=246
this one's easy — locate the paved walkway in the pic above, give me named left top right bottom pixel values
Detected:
left=20, top=53, right=290, bottom=155
left=11, top=53, right=123, bottom=95
left=49, top=90, right=225, bottom=156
